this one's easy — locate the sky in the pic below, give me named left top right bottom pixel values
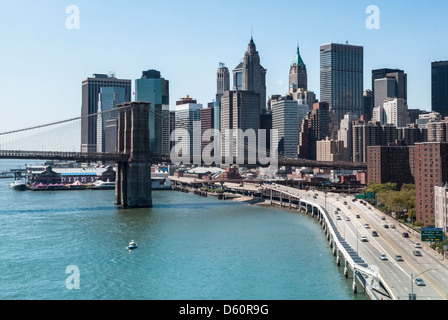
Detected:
left=1, top=0, right=447, bottom=132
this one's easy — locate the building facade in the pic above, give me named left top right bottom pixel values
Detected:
left=174, top=96, right=202, bottom=157
left=367, top=143, right=413, bottom=187
left=271, top=98, right=299, bottom=158
left=320, top=43, right=364, bottom=124
left=96, top=86, right=125, bottom=153
left=81, top=73, right=131, bottom=153
left=135, top=69, right=170, bottom=154
left=432, top=61, right=448, bottom=118
left=434, top=184, right=448, bottom=232
left=412, top=142, right=448, bottom=226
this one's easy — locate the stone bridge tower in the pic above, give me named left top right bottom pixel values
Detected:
left=115, top=101, right=152, bottom=208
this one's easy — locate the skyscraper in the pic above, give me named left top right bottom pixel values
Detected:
left=289, top=44, right=307, bottom=92
left=307, top=102, right=330, bottom=160
left=232, top=38, right=267, bottom=112
left=372, top=68, right=407, bottom=109
left=320, top=43, right=364, bottom=124
left=272, top=98, right=299, bottom=158
left=135, top=69, right=170, bottom=154
left=96, top=86, right=125, bottom=153
left=216, top=63, right=230, bottom=102
left=431, top=61, right=448, bottom=117
left=220, top=90, right=260, bottom=159
left=81, top=73, right=131, bottom=153
left=174, top=96, right=202, bottom=157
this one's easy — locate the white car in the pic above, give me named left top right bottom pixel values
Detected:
left=413, top=242, right=422, bottom=248
left=361, top=236, right=368, bottom=242
left=380, top=254, right=388, bottom=261
left=364, top=224, right=370, bottom=229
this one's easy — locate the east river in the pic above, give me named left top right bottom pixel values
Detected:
left=0, top=160, right=368, bottom=300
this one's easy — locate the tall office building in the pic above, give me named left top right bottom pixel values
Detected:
left=81, top=73, right=131, bottom=153
left=272, top=98, right=299, bottom=158
left=220, top=90, right=260, bottom=159
left=174, top=96, right=202, bottom=157
left=96, top=86, right=125, bottom=153
left=372, top=68, right=407, bottom=109
left=307, top=102, right=331, bottom=160
left=233, top=38, right=267, bottom=112
left=289, top=44, right=307, bottom=92
left=363, top=90, right=374, bottom=121
left=200, top=104, right=215, bottom=156
left=337, top=112, right=359, bottom=161
left=382, top=98, right=410, bottom=128
left=431, top=61, right=448, bottom=118
left=135, top=69, right=170, bottom=154
left=320, top=43, right=364, bottom=124
left=216, top=63, right=230, bottom=102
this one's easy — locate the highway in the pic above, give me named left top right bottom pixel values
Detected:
left=271, top=184, right=448, bottom=300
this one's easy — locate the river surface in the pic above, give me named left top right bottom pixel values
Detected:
left=0, top=160, right=367, bottom=300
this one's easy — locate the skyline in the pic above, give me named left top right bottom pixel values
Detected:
left=1, top=0, right=448, bottom=132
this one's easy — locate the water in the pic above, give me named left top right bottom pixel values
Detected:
left=0, top=160, right=367, bottom=300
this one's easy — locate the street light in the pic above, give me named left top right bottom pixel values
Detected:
left=410, top=268, right=438, bottom=300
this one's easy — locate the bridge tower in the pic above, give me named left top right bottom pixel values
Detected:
left=115, top=101, right=152, bottom=208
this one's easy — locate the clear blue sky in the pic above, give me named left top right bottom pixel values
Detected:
left=1, top=0, right=447, bottom=132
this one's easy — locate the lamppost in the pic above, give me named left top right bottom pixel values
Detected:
left=410, top=268, right=437, bottom=300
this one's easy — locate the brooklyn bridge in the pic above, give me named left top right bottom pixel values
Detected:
left=0, top=102, right=367, bottom=208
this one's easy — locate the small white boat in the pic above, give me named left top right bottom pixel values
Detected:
left=128, top=240, right=137, bottom=250
left=92, top=179, right=115, bottom=189
left=9, top=171, right=26, bottom=191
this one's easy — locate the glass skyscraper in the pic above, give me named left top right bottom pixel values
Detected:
left=432, top=61, right=448, bottom=118
left=135, top=69, right=170, bottom=154
left=96, top=86, right=125, bottom=153
left=320, top=43, right=363, bottom=125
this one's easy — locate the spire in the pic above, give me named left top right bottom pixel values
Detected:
left=292, top=43, right=305, bottom=67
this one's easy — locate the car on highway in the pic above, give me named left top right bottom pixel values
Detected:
left=395, top=255, right=404, bottom=261
left=372, top=231, right=378, bottom=237
left=334, top=211, right=338, bottom=215
left=343, top=201, right=347, bottom=205
left=414, top=278, right=425, bottom=286
left=361, top=236, right=368, bottom=242
left=336, top=216, right=342, bottom=220
left=413, top=250, right=422, bottom=256
left=402, top=232, right=409, bottom=238
left=380, top=254, right=388, bottom=260
left=356, top=214, right=361, bottom=219
left=414, top=242, right=422, bottom=248
left=381, top=216, right=386, bottom=220
left=336, top=207, right=341, bottom=211
left=384, top=224, right=389, bottom=228
left=364, top=223, right=370, bottom=228
left=346, top=217, right=350, bottom=221
left=390, top=224, right=396, bottom=229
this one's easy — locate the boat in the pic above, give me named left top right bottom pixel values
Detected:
left=92, top=179, right=115, bottom=189
left=9, top=171, right=26, bottom=191
left=128, top=240, right=137, bottom=250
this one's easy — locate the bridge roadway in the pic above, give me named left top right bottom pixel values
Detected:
left=0, top=150, right=367, bottom=170
left=270, top=184, right=448, bottom=300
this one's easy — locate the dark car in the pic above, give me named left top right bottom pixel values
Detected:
left=372, top=231, right=378, bottom=237
left=402, top=232, right=409, bottom=238
left=413, top=250, right=422, bottom=256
